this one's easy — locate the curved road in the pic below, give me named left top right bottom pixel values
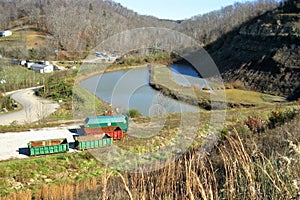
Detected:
left=0, top=87, right=60, bottom=125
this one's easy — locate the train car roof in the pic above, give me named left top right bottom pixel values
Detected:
left=84, top=115, right=127, bottom=125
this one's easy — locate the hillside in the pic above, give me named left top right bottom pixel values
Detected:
left=0, top=0, right=177, bottom=59
left=206, top=0, right=300, bottom=100
left=0, top=0, right=279, bottom=60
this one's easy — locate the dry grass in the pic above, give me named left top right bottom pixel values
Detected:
left=96, top=109, right=300, bottom=200
left=222, top=89, right=285, bottom=104
left=0, top=25, right=49, bottom=49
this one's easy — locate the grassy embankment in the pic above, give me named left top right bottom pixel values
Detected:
left=149, top=64, right=286, bottom=110
left=0, top=106, right=299, bottom=199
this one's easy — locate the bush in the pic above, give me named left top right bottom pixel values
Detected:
left=0, top=96, right=16, bottom=111
left=220, top=128, right=229, bottom=139
left=268, top=108, right=297, bottom=129
left=225, top=80, right=246, bottom=90
left=127, top=109, right=142, bottom=118
left=244, top=115, right=265, bottom=133
left=232, top=80, right=246, bottom=90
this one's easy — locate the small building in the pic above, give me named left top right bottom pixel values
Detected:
left=31, top=64, right=54, bottom=73
left=0, top=30, right=12, bottom=37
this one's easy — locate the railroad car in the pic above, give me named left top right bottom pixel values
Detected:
left=73, top=134, right=113, bottom=150
left=27, top=138, right=69, bottom=156
left=84, top=114, right=128, bottom=139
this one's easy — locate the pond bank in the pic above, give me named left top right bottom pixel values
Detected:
left=148, top=65, right=260, bottom=110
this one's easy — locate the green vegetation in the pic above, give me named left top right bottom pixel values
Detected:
left=73, top=85, right=110, bottom=119
left=0, top=96, right=19, bottom=113
left=0, top=65, right=48, bottom=93
left=0, top=121, right=68, bottom=133
left=36, top=70, right=76, bottom=102
left=126, top=109, right=142, bottom=118
left=0, top=151, right=115, bottom=199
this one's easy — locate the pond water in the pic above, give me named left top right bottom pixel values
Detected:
left=80, top=64, right=205, bottom=116
left=170, top=63, right=211, bottom=89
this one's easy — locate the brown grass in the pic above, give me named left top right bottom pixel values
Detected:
left=98, top=110, right=300, bottom=200
left=0, top=190, right=31, bottom=200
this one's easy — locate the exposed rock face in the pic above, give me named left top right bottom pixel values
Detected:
left=207, top=1, right=300, bottom=100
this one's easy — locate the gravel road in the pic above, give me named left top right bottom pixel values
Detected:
left=0, top=126, right=79, bottom=161
left=0, top=87, right=60, bottom=125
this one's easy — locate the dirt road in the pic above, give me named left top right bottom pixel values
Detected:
left=0, top=87, right=60, bottom=125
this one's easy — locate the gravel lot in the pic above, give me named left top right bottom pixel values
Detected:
left=0, top=126, right=80, bottom=161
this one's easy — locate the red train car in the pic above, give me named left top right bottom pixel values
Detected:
left=84, top=126, right=124, bottom=139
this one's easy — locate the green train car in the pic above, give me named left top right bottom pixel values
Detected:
left=74, top=134, right=113, bottom=150
left=28, top=138, right=69, bottom=156
left=84, top=114, right=129, bottom=132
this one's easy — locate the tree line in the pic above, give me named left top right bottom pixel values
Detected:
left=0, top=0, right=286, bottom=59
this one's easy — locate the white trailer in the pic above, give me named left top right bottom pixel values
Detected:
left=0, top=30, right=12, bottom=37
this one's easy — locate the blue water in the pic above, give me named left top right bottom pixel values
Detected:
left=170, top=63, right=201, bottom=78
left=170, top=64, right=211, bottom=89
left=80, top=67, right=200, bottom=116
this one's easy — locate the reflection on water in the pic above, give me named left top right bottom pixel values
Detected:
left=81, top=66, right=200, bottom=116
left=170, top=63, right=211, bottom=89
left=170, top=63, right=201, bottom=77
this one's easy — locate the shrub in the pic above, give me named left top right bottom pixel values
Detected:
left=127, top=109, right=142, bottom=118
left=244, top=115, right=265, bottom=133
left=232, top=80, right=246, bottom=90
left=220, top=128, right=229, bottom=139
left=0, top=96, right=16, bottom=111
left=36, top=71, right=74, bottom=101
left=225, top=80, right=246, bottom=90
left=268, top=108, right=297, bottom=129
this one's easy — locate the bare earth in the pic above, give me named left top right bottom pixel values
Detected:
left=0, top=87, right=60, bottom=125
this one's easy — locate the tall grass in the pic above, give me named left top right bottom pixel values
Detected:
left=98, top=111, right=300, bottom=199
